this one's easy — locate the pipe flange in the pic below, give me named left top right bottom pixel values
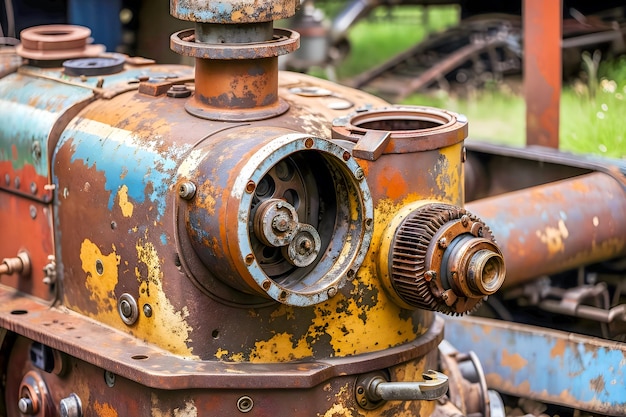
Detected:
left=170, top=28, right=299, bottom=60
left=380, top=202, right=505, bottom=315
left=16, top=25, right=105, bottom=60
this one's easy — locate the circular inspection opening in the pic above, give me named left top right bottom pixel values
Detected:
left=332, top=106, right=468, bottom=153
left=349, top=109, right=452, bottom=132
left=356, top=117, right=442, bottom=131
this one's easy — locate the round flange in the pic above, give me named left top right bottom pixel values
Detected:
left=170, top=28, right=299, bottom=59
left=16, top=25, right=105, bottom=60
left=379, top=202, right=505, bottom=314
left=332, top=105, right=468, bottom=154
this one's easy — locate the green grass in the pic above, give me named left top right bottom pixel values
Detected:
left=325, top=5, right=626, bottom=159
left=335, top=6, right=459, bottom=80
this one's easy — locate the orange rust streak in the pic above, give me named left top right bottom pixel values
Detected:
left=550, top=338, right=567, bottom=358
left=500, top=348, right=528, bottom=371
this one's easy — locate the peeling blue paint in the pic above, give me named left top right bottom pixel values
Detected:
left=444, top=315, right=626, bottom=414
left=57, top=118, right=191, bottom=220
left=0, top=73, right=92, bottom=175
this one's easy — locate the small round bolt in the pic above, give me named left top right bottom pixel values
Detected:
left=4, top=173, right=9, bottom=186
left=120, top=300, right=132, bottom=317
left=245, top=180, right=256, bottom=193
left=438, top=237, right=448, bottom=249
left=30, top=182, right=38, bottom=195
left=355, top=167, right=365, bottom=181
left=424, top=270, right=436, bottom=281
left=18, top=397, right=34, bottom=414
left=167, top=84, right=192, bottom=98
left=237, top=396, right=254, bottom=413
left=327, top=287, right=337, bottom=298
left=59, top=393, right=82, bottom=417
left=104, top=370, right=116, bottom=387
left=461, top=215, right=469, bottom=227
left=14, top=176, right=20, bottom=189
left=143, top=304, right=153, bottom=318
left=178, top=182, right=196, bottom=200
left=118, top=293, right=139, bottom=325
left=29, top=205, right=37, bottom=219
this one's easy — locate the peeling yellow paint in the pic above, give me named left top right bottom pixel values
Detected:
left=94, top=401, right=118, bottom=417
left=249, top=332, right=313, bottom=362
left=134, top=239, right=196, bottom=358
left=79, top=239, right=120, bottom=322
left=151, top=393, right=197, bottom=417
left=117, top=184, right=134, bottom=217
left=536, top=219, right=569, bottom=256
left=436, top=144, right=463, bottom=206
left=215, top=348, right=229, bottom=359
left=319, top=403, right=355, bottom=417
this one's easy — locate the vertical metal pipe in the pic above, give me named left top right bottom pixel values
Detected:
left=524, top=0, right=562, bottom=148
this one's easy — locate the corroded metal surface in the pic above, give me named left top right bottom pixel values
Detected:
left=444, top=315, right=626, bottom=416
left=466, top=171, right=626, bottom=288
left=524, top=0, right=562, bottom=148
left=170, top=0, right=298, bottom=23
left=0, top=287, right=444, bottom=389
left=378, top=202, right=505, bottom=314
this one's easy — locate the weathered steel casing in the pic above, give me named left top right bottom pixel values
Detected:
left=1, top=61, right=452, bottom=415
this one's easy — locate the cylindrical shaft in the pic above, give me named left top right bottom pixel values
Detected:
left=466, top=172, right=626, bottom=288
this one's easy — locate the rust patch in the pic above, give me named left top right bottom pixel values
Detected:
left=500, top=348, right=528, bottom=371
left=550, top=338, right=566, bottom=358
left=94, top=401, right=119, bottom=417
left=590, top=375, right=606, bottom=394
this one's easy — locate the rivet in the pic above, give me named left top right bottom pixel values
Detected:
left=438, top=238, right=448, bottom=249
left=104, top=370, right=116, bottom=387
left=304, top=138, right=314, bottom=148
left=14, top=176, right=20, bottom=189
left=4, top=173, right=10, bottom=186
left=29, top=205, right=37, bottom=219
left=342, top=151, right=351, bottom=161
left=327, top=287, right=337, bottom=298
left=461, top=215, right=469, bottom=227
left=245, top=180, right=256, bottom=193
left=355, top=168, right=365, bottom=181
left=143, top=304, right=153, bottom=318
left=245, top=254, right=255, bottom=265
left=237, top=396, right=254, bottom=413
left=30, top=182, right=38, bottom=195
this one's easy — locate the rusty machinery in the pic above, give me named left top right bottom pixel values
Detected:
left=0, top=1, right=625, bottom=417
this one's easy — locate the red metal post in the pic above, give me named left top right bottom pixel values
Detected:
left=524, top=0, right=562, bottom=148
